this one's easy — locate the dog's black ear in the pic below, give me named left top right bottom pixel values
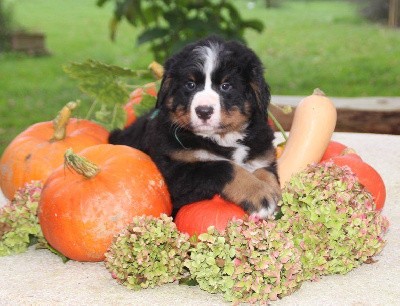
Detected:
left=247, top=64, right=271, bottom=116
left=155, top=56, right=175, bottom=109
left=155, top=74, right=172, bottom=109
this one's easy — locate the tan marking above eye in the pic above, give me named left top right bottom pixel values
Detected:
left=221, top=76, right=230, bottom=84
left=187, top=74, right=196, bottom=82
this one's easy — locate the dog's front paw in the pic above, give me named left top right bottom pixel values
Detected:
left=222, top=166, right=281, bottom=219
left=240, top=183, right=281, bottom=219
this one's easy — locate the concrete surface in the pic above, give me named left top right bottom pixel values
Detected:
left=0, top=132, right=399, bottom=305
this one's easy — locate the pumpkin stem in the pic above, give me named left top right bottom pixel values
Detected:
left=313, top=88, right=326, bottom=96
left=52, top=101, right=79, bottom=141
left=148, top=61, right=164, bottom=80
left=64, top=148, right=100, bottom=179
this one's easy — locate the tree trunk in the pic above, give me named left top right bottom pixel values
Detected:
left=389, top=0, right=400, bottom=27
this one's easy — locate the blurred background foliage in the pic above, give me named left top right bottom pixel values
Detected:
left=97, top=0, right=264, bottom=62
left=98, top=0, right=398, bottom=62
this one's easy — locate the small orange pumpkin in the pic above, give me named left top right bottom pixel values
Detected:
left=124, top=82, right=157, bottom=127
left=174, top=195, right=246, bottom=237
left=38, top=144, right=172, bottom=262
left=0, top=102, right=109, bottom=199
left=328, top=155, right=386, bottom=210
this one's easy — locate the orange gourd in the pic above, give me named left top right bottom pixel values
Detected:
left=38, top=144, right=172, bottom=262
left=0, top=102, right=109, bottom=199
left=277, top=89, right=337, bottom=186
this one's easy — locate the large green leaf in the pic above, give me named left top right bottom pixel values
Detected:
left=63, top=59, right=143, bottom=106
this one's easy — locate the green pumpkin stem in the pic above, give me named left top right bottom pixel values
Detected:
left=52, top=101, right=79, bottom=141
left=313, top=88, right=326, bottom=96
left=64, top=148, right=100, bottom=179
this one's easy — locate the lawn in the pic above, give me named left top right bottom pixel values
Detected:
left=1, top=0, right=400, bottom=154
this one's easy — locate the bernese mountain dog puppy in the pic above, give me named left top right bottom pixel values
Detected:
left=109, top=36, right=281, bottom=219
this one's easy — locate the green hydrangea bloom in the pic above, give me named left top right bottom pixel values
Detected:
left=278, top=162, right=389, bottom=280
left=185, top=218, right=303, bottom=304
left=0, top=181, right=44, bottom=256
left=104, top=214, right=191, bottom=290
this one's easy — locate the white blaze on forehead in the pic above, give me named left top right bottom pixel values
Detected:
left=191, top=43, right=223, bottom=134
left=194, top=43, right=221, bottom=90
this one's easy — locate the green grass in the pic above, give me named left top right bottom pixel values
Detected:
left=0, top=0, right=152, bottom=153
left=1, top=0, right=400, bottom=154
left=244, top=1, right=400, bottom=96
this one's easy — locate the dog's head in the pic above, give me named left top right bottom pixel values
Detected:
left=156, top=36, right=270, bottom=137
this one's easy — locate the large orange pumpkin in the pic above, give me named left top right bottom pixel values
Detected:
left=174, top=195, right=246, bottom=237
left=38, top=144, right=172, bottom=262
left=0, top=102, right=109, bottom=199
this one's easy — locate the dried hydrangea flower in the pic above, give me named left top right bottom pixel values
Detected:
left=278, top=162, right=389, bottom=280
left=0, top=181, right=44, bottom=256
left=185, top=218, right=303, bottom=304
left=104, top=214, right=191, bottom=290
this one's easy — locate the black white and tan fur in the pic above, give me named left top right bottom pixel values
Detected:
left=109, top=36, right=281, bottom=218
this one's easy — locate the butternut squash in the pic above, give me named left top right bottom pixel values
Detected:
left=277, top=89, right=337, bottom=186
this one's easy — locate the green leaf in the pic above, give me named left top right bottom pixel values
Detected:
left=137, top=27, right=170, bottom=45
left=65, top=59, right=138, bottom=79
left=275, top=209, right=284, bottom=220
left=28, top=234, right=38, bottom=247
left=142, top=6, right=161, bottom=24
left=96, top=0, right=110, bottom=7
left=109, top=17, right=120, bottom=41
left=123, top=0, right=142, bottom=26
left=63, top=59, right=141, bottom=106
left=36, top=240, right=70, bottom=263
left=179, top=277, right=199, bottom=286
left=241, top=19, right=265, bottom=33
left=222, top=2, right=242, bottom=23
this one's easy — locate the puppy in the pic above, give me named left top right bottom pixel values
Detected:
left=109, top=36, right=281, bottom=218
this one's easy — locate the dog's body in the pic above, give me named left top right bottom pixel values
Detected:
left=109, top=36, right=281, bottom=218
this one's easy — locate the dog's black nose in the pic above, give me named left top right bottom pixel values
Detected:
left=195, top=105, right=214, bottom=120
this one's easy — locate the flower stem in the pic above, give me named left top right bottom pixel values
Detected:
left=268, top=109, right=288, bottom=142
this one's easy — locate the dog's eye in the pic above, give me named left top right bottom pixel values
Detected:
left=185, top=81, right=196, bottom=91
left=220, top=82, right=232, bottom=92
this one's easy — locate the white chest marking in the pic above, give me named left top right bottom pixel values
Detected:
left=194, top=132, right=270, bottom=172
